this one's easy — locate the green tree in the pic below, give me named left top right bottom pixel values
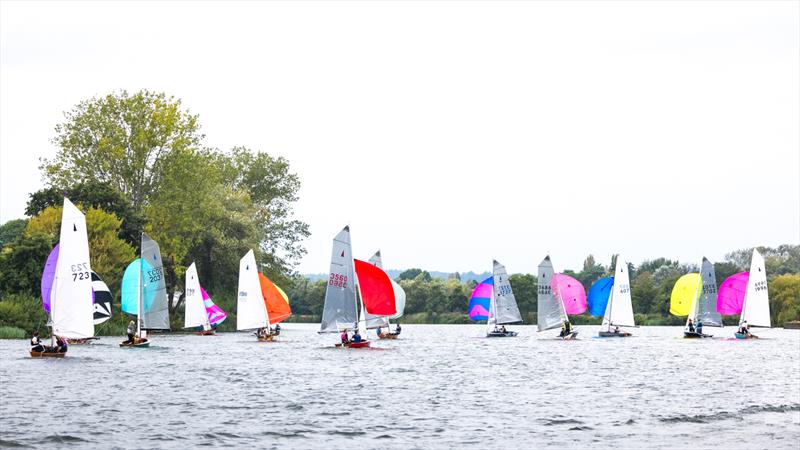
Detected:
left=0, top=219, right=27, bottom=249
left=769, top=274, right=800, bottom=325
left=42, top=90, right=203, bottom=211
left=0, top=233, right=52, bottom=296
left=25, top=181, right=145, bottom=247
left=631, top=271, right=658, bottom=315
left=398, top=268, right=431, bottom=281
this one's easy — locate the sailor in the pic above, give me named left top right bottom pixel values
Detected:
left=30, top=331, right=44, bottom=352
left=340, top=329, right=349, bottom=344
left=376, top=326, right=382, bottom=337
left=739, top=321, right=750, bottom=336
left=561, top=321, right=572, bottom=337
left=500, top=325, right=507, bottom=334
left=614, top=326, right=620, bottom=334
left=275, top=324, right=281, bottom=333
left=687, top=319, right=695, bottom=333
left=696, top=321, right=704, bottom=335
left=55, top=335, right=68, bottom=353
left=395, top=323, right=401, bottom=335
left=127, top=320, right=136, bottom=344
left=352, top=330, right=363, bottom=343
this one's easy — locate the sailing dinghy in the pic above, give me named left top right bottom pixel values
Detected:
left=365, top=251, right=407, bottom=339
left=319, top=226, right=396, bottom=348
left=32, top=198, right=94, bottom=357
left=184, top=263, right=227, bottom=335
left=537, top=256, right=584, bottom=340
left=670, top=258, right=723, bottom=338
left=236, top=249, right=291, bottom=341
left=468, top=260, right=522, bottom=337
left=41, top=246, right=111, bottom=344
left=119, top=234, right=171, bottom=347
left=717, top=249, right=770, bottom=339
left=598, top=255, right=636, bottom=337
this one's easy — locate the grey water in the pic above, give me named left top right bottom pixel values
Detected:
left=1, top=324, right=798, bottom=449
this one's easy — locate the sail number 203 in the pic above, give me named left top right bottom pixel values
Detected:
left=71, top=263, right=90, bottom=282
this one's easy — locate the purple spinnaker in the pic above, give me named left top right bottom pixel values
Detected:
left=717, top=272, right=749, bottom=315
left=41, top=244, right=59, bottom=313
left=551, top=273, right=587, bottom=315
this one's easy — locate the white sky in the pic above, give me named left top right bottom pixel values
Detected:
left=1, top=1, right=798, bottom=275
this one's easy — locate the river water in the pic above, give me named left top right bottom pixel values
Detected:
left=1, top=324, right=798, bottom=449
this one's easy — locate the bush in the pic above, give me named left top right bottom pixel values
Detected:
left=0, top=326, right=26, bottom=339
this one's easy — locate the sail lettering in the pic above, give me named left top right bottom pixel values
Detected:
left=754, top=280, right=768, bottom=292
left=328, top=273, right=348, bottom=288
left=537, top=285, right=551, bottom=295
left=702, top=283, right=717, bottom=294
left=618, top=284, right=630, bottom=294
left=147, top=267, right=164, bottom=283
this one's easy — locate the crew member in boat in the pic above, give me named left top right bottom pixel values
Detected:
left=500, top=325, right=507, bottom=334
left=687, top=319, right=695, bottom=333
left=614, top=326, right=620, bottom=334
left=30, top=331, right=44, bottom=353
left=126, top=320, right=136, bottom=344
left=739, top=321, right=751, bottom=337
left=256, top=327, right=266, bottom=339
left=376, top=326, right=382, bottom=337
left=696, top=321, right=704, bottom=335
left=560, top=321, right=573, bottom=337
left=395, top=323, right=401, bottom=335
left=340, top=329, right=349, bottom=344
left=55, top=335, right=68, bottom=353
left=275, top=324, right=281, bottom=334
left=352, top=330, right=363, bottom=343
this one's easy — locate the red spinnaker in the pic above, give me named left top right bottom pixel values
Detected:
left=354, top=259, right=396, bottom=316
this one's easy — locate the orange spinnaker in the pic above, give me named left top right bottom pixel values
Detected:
left=258, top=273, right=292, bottom=324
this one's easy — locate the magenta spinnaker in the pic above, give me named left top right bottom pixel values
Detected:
left=551, top=273, right=587, bottom=315
left=41, top=244, right=60, bottom=313
left=717, top=271, right=749, bottom=315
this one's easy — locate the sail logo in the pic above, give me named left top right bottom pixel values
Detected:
left=329, top=273, right=348, bottom=288
left=537, top=285, right=551, bottom=295
left=702, top=283, right=717, bottom=294
left=754, top=281, right=768, bottom=292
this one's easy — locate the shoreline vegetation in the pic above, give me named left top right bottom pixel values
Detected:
left=0, top=90, right=798, bottom=339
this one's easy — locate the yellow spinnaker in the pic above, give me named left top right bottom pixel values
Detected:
left=670, top=273, right=701, bottom=316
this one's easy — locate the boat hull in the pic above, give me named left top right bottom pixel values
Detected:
left=487, top=331, right=518, bottom=337
left=197, top=329, right=216, bottom=336
left=560, top=331, right=579, bottom=340
left=378, top=333, right=399, bottom=340
left=119, top=339, right=150, bottom=348
left=30, top=349, right=66, bottom=358
left=735, top=332, right=758, bottom=340
left=257, top=334, right=276, bottom=342
left=684, top=331, right=712, bottom=339
left=598, top=331, right=632, bottom=338
left=336, top=340, right=371, bottom=348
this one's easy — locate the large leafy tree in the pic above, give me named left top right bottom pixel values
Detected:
left=0, top=219, right=27, bottom=249
left=42, top=90, right=203, bottom=211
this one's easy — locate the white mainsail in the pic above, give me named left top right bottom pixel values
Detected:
left=492, top=260, right=522, bottom=325
left=237, top=249, right=270, bottom=330
left=51, top=198, right=94, bottom=339
left=183, top=263, right=209, bottom=329
left=603, top=255, right=636, bottom=330
left=320, top=226, right=358, bottom=333
left=741, top=249, right=771, bottom=328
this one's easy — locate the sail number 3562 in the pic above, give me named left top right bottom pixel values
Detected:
left=329, top=273, right=348, bottom=288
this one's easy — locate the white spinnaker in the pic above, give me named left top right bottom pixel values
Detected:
left=237, top=250, right=269, bottom=330
left=389, top=280, right=406, bottom=320
left=184, top=263, right=208, bottom=328
left=741, top=249, right=771, bottom=328
left=605, top=255, right=636, bottom=328
left=51, top=198, right=94, bottom=339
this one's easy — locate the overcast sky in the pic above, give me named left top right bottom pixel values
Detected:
left=1, top=1, right=798, bottom=275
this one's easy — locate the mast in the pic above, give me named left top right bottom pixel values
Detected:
left=685, top=276, right=701, bottom=329
left=137, top=255, right=143, bottom=337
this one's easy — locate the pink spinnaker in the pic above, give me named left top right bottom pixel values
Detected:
left=551, top=273, right=587, bottom=315
left=201, top=287, right=227, bottom=326
left=716, top=272, right=749, bottom=315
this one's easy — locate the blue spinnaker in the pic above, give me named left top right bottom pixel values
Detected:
left=588, top=277, right=614, bottom=317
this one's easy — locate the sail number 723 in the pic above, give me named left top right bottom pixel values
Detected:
left=70, top=262, right=90, bottom=282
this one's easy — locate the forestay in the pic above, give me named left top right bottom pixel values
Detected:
left=50, top=198, right=95, bottom=339
left=492, top=260, right=522, bottom=324
left=537, top=256, right=563, bottom=331
left=320, top=226, right=358, bottom=333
